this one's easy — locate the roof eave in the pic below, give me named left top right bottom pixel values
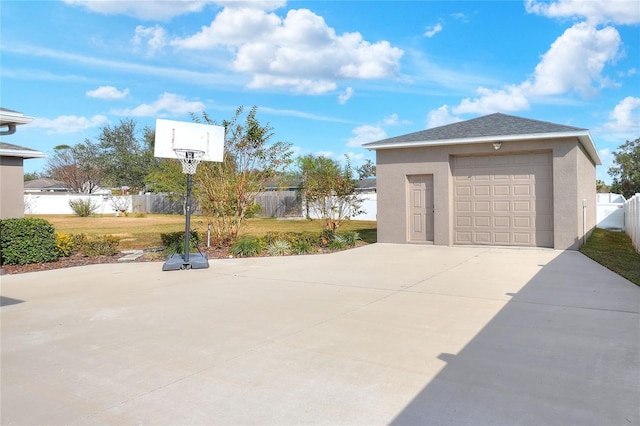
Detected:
left=365, top=130, right=601, bottom=165
left=0, top=149, right=47, bottom=159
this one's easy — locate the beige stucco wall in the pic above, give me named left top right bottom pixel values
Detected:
left=0, top=156, right=25, bottom=219
left=375, top=137, right=597, bottom=250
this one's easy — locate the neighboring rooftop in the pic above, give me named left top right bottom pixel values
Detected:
left=24, top=178, right=70, bottom=192
left=363, top=113, right=600, bottom=165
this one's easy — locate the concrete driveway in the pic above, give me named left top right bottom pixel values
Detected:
left=1, top=244, right=639, bottom=425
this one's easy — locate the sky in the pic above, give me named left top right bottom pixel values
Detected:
left=1, top=0, right=639, bottom=183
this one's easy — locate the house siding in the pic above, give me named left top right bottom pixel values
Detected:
left=0, top=156, right=25, bottom=219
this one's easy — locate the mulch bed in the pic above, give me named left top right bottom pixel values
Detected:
left=1, top=247, right=231, bottom=275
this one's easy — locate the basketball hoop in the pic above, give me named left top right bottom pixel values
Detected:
left=174, top=149, right=204, bottom=175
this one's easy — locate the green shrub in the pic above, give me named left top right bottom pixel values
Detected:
left=267, top=239, right=291, bottom=256
left=337, top=231, right=360, bottom=247
left=160, top=231, right=201, bottom=254
left=71, top=233, right=88, bottom=248
left=77, top=235, right=120, bottom=257
left=328, top=234, right=347, bottom=250
left=69, top=198, right=98, bottom=217
left=56, top=232, right=74, bottom=257
left=291, top=240, right=313, bottom=255
left=0, top=218, right=60, bottom=265
left=230, top=237, right=263, bottom=257
left=320, top=229, right=335, bottom=246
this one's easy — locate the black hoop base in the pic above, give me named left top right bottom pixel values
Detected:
left=162, top=252, right=209, bottom=271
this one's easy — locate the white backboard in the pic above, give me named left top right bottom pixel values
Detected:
left=154, top=119, right=225, bottom=162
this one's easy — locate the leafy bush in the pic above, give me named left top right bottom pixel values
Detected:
left=337, top=231, right=360, bottom=247
left=69, top=198, right=98, bottom=217
left=56, top=232, right=74, bottom=257
left=0, top=218, right=60, bottom=265
left=291, top=240, right=313, bottom=255
left=77, top=235, right=120, bottom=257
left=267, top=239, right=291, bottom=256
left=230, top=237, right=263, bottom=257
left=328, top=234, right=347, bottom=250
left=320, top=229, right=335, bottom=246
left=160, top=231, right=201, bottom=254
left=71, top=233, right=88, bottom=248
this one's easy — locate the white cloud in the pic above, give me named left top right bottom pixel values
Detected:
left=86, top=85, right=129, bottom=100
left=443, top=20, right=623, bottom=116
left=525, top=0, right=640, bottom=25
left=604, top=96, right=640, bottom=133
left=338, top=87, right=354, bottom=104
left=450, top=12, right=469, bottom=23
left=132, top=25, right=167, bottom=56
left=426, top=105, right=462, bottom=128
left=112, top=93, right=205, bottom=117
left=454, top=85, right=530, bottom=115
left=347, top=124, right=387, bottom=147
left=382, top=113, right=411, bottom=126
left=62, top=0, right=212, bottom=20
left=31, top=115, right=109, bottom=134
left=172, top=6, right=403, bottom=94
left=526, top=22, right=621, bottom=98
left=424, top=23, right=442, bottom=38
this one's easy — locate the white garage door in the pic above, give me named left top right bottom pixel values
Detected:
left=453, top=152, right=553, bottom=247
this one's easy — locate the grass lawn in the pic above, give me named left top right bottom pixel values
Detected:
left=580, top=228, right=640, bottom=286
left=30, top=214, right=377, bottom=250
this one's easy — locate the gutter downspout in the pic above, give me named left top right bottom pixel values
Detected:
left=0, top=124, right=17, bottom=135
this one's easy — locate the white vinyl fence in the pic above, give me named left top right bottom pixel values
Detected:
left=596, top=193, right=625, bottom=230
left=625, top=193, right=640, bottom=253
left=24, top=192, right=378, bottom=221
left=24, top=194, right=132, bottom=215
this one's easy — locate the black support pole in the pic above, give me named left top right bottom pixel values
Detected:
left=184, top=171, right=192, bottom=264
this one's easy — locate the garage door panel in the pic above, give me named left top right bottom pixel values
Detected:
left=475, top=201, right=490, bottom=212
left=494, top=232, right=510, bottom=244
left=494, top=200, right=510, bottom=212
left=514, top=233, right=532, bottom=244
left=457, top=201, right=472, bottom=212
left=456, top=216, right=472, bottom=227
left=453, top=152, right=553, bottom=248
left=493, top=185, right=510, bottom=196
left=494, top=216, right=510, bottom=227
left=513, top=184, right=531, bottom=196
left=474, top=185, right=490, bottom=196
left=456, top=231, right=472, bottom=243
left=456, top=185, right=472, bottom=196
left=513, top=200, right=531, bottom=212
left=513, top=216, right=531, bottom=228
left=475, top=216, right=491, bottom=227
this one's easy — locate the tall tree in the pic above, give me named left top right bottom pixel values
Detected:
left=45, top=142, right=104, bottom=193
left=609, top=137, right=640, bottom=199
left=194, top=106, right=294, bottom=244
left=98, top=119, right=156, bottom=191
left=357, top=159, right=376, bottom=180
left=298, top=154, right=363, bottom=230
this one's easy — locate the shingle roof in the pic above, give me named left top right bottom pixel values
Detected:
left=24, top=178, right=70, bottom=190
left=363, top=113, right=600, bottom=165
left=364, top=113, right=585, bottom=146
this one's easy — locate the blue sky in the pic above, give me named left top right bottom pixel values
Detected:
left=2, top=0, right=639, bottom=183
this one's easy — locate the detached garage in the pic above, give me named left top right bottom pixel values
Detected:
left=364, top=113, right=601, bottom=250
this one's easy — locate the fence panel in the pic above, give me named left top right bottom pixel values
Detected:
left=254, top=191, right=302, bottom=218
left=625, top=193, right=640, bottom=253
